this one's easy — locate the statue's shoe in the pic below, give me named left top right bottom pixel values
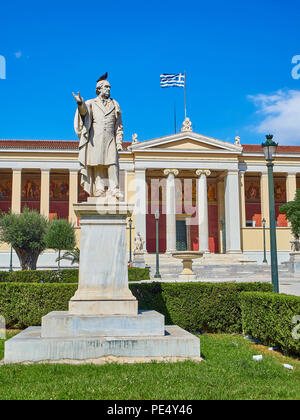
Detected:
left=93, top=189, right=106, bottom=197
left=108, top=188, right=124, bottom=200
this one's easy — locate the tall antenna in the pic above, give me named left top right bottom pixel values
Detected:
left=184, top=70, right=187, bottom=119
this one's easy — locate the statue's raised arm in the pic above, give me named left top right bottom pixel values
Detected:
left=72, top=92, right=87, bottom=117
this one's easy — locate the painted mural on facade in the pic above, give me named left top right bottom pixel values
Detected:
left=0, top=174, right=12, bottom=200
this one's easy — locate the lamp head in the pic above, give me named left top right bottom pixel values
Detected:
left=262, top=134, right=278, bottom=162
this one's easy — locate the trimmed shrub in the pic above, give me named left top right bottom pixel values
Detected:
left=131, top=282, right=272, bottom=332
left=240, top=291, right=300, bottom=356
left=0, top=281, right=272, bottom=331
left=0, top=269, right=78, bottom=284
left=0, top=267, right=150, bottom=284
left=0, top=283, right=77, bottom=329
left=128, top=267, right=150, bottom=282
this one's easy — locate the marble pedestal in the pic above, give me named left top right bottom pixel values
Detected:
left=41, top=310, right=165, bottom=338
left=286, top=252, right=300, bottom=274
left=133, top=251, right=146, bottom=268
left=69, top=200, right=137, bottom=315
left=4, top=326, right=200, bottom=363
left=4, top=200, right=200, bottom=363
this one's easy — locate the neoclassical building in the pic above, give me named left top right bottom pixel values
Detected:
left=0, top=125, right=299, bottom=267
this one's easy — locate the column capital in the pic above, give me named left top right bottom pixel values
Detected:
left=226, top=169, right=239, bottom=176
left=196, top=169, right=211, bottom=177
left=164, top=168, right=179, bottom=177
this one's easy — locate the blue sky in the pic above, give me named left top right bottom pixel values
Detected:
left=0, top=0, right=300, bottom=145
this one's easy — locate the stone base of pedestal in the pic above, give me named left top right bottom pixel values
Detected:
left=285, top=252, right=300, bottom=274
left=41, top=310, right=164, bottom=338
left=69, top=299, right=138, bottom=316
left=4, top=325, right=200, bottom=364
left=132, top=252, right=146, bottom=268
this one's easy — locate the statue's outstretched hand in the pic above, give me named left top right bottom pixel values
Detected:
left=72, top=92, right=84, bottom=105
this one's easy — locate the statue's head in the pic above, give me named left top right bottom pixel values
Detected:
left=96, top=80, right=111, bottom=98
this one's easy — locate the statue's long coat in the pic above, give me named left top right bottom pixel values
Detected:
left=74, top=97, right=123, bottom=195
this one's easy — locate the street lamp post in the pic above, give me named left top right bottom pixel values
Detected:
left=262, top=134, right=279, bottom=292
left=221, top=218, right=226, bottom=254
left=262, top=218, right=267, bottom=264
left=128, top=217, right=133, bottom=265
left=154, top=210, right=161, bottom=279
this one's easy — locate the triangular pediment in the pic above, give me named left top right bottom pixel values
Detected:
left=154, top=138, right=220, bottom=150
left=131, top=132, right=242, bottom=154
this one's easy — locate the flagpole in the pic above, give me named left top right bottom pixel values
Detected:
left=184, top=70, right=187, bottom=120
left=174, top=102, right=177, bottom=134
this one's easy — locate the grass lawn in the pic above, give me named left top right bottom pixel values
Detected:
left=0, top=332, right=300, bottom=400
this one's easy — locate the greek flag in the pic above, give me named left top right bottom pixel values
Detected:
left=160, top=73, right=185, bottom=88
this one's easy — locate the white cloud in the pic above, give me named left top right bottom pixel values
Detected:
left=14, top=51, right=22, bottom=59
left=248, top=89, right=300, bottom=145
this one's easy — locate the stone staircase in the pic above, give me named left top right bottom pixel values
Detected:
left=144, top=252, right=257, bottom=267
left=143, top=253, right=292, bottom=283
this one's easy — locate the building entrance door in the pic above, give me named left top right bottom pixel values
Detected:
left=176, top=220, right=187, bottom=250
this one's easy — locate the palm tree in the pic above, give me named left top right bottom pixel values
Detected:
left=56, top=247, right=80, bottom=266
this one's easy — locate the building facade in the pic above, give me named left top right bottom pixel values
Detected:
left=0, top=128, right=300, bottom=268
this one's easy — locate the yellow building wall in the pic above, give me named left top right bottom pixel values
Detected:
left=242, top=228, right=292, bottom=251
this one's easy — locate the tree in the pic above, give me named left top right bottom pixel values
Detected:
left=44, top=219, right=76, bottom=269
left=0, top=208, right=49, bottom=270
left=280, top=189, right=300, bottom=244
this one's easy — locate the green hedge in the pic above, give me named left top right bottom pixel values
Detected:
left=0, top=269, right=78, bottom=284
left=0, top=267, right=150, bottom=284
left=130, top=282, right=272, bottom=333
left=0, top=283, right=78, bottom=329
left=240, top=292, right=300, bottom=356
left=0, top=281, right=272, bottom=331
left=128, top=268, right=150, bottom=282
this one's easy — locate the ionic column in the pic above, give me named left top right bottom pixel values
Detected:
left=134, top=169, right=147, bottom=251
left=224, top=170, right=242, bottom=253
left=40, top=170, right=50, bottom=217
left=69, top=170, right=78, bottom=224
left=240, top=171, right=246, bottom=228
left=125, top=170, right=135, bottom=253
left=286, top=173, right=297, bottom=201
left=164, top=169, right=179, bottom=253
left=260, top=172, right=269, bottom=226
left=196, top=169, right=211, bottom=253
left=217, top=179, right=225, bottom=252
left=11, top=169, right=22, bottom=214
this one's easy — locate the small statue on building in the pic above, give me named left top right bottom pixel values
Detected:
left=132, top=133, right=139, bottom=144
left=181, top=117, right=193, bottom=132
left=234, top=136, right=241, bottom=145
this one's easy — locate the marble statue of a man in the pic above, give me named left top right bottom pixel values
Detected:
left=73, top=74, right=123, bottom=198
